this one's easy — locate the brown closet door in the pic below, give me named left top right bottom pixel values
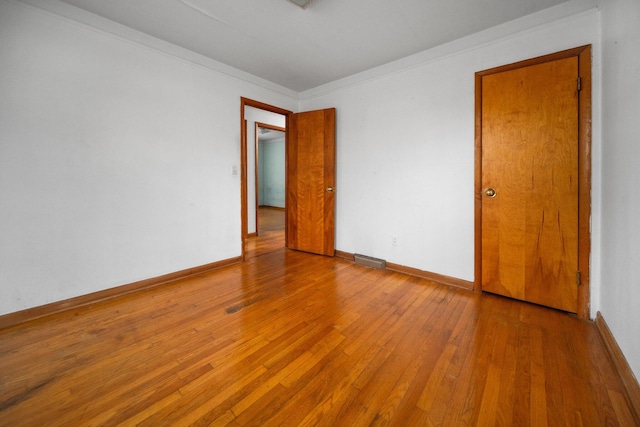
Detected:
left=481, top=57, right=579, bottom=313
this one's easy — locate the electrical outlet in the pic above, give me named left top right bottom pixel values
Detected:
left=391, top=236, right=398, bottom=247
left=231, top=164, right=238, bottom=176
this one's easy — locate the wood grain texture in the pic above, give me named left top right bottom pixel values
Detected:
left=0, top=216, right=634, bottom=426
left=482, top=56, right=579, bottom=311
left=478, top=49, right=585, bottom=314
left=286, top=108, right=336, bottom=256
left=576, top=46, right=592, bottom=319
left=0, top=256, right=242, bottom=330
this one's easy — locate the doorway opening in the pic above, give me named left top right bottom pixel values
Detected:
left=240, top=98, right=292, bottom=259
left=256, top=122, right=286, bottom=237
left=240, top=98, right=337, bottom=259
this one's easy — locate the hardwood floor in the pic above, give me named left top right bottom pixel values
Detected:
left=246, top=207, right=285, bottom=259
left=0, top=209, right=636, bottom=426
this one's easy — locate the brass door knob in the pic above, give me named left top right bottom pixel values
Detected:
left=326, top=186, right=335, bottom=193
left=484, top=188, right=496, bottom=198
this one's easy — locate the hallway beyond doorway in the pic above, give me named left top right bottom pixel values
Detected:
left=247, top=207, right=285, bottom=258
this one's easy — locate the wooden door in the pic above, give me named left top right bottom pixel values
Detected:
left=479, top=57, right=580, bottom=313
left=286, top=108, right=336, bottom=256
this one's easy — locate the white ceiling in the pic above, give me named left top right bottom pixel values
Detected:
left=55, top=0, right=574, bottom=92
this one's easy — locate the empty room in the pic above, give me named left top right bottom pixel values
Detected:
left=1, top=0, right=639, bottom=425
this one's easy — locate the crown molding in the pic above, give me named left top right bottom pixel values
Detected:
left=10, top=0, right=299, bottom=100
left=9, top=0, right=598, bottom=103
left=299, top=0, right=598, bottom=100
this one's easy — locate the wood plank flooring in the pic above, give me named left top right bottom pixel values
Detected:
left=0, top=208, right=636, bottom=426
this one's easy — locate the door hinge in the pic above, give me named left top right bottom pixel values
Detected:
left=576, top=271, right=582, bottom=286
left=577, top=77, right=582, bottom=92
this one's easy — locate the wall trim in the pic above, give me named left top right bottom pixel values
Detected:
left=10, top=0, right=298, bottom=99
left=595, top=312, right=640, bottom=425
left=385, top=262, right=474, bottom=291
left=0, top=256, right=242, bottom=331
left=334, top=250, right=355, bottom=261
left=299, top=0, right=598, bottom=100
left=335, top=250, right=474, bottom=291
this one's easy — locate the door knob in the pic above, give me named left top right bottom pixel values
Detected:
left=326, top=186, right=335, bottom=192
left=484, top=188, right=496, bottom=198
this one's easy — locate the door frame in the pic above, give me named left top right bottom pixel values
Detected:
left=240, top=97, right=292, bottom=259
left=254, top=121, right=286, bottom=235
left=474, top=45, right=592, bottom=318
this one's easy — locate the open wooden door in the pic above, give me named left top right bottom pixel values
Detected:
left=286, top=108, right=336, bottom=256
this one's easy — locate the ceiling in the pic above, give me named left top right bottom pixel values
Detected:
left=55, top=0, right=574, bottom=92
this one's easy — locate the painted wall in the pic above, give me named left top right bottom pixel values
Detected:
left=244, top=108, right=286, bottom=234
left=300, top=5, right=601, bottom=291
left=0, top=0, right=297, bottom=315
left=258, top=138, right=286, bottom=208
left=599, top=0, right=640, bottom=380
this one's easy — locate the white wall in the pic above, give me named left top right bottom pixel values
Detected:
left=0, top=0, right=297, bottom=315
left=300, top=5, right=601, bottom=290
left=243, top=108, right=286, bottom=234
left=599, top=0, right=640, bottom=380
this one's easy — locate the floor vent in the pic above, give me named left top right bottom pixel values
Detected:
left=354, top=254, right=386, bottom=269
